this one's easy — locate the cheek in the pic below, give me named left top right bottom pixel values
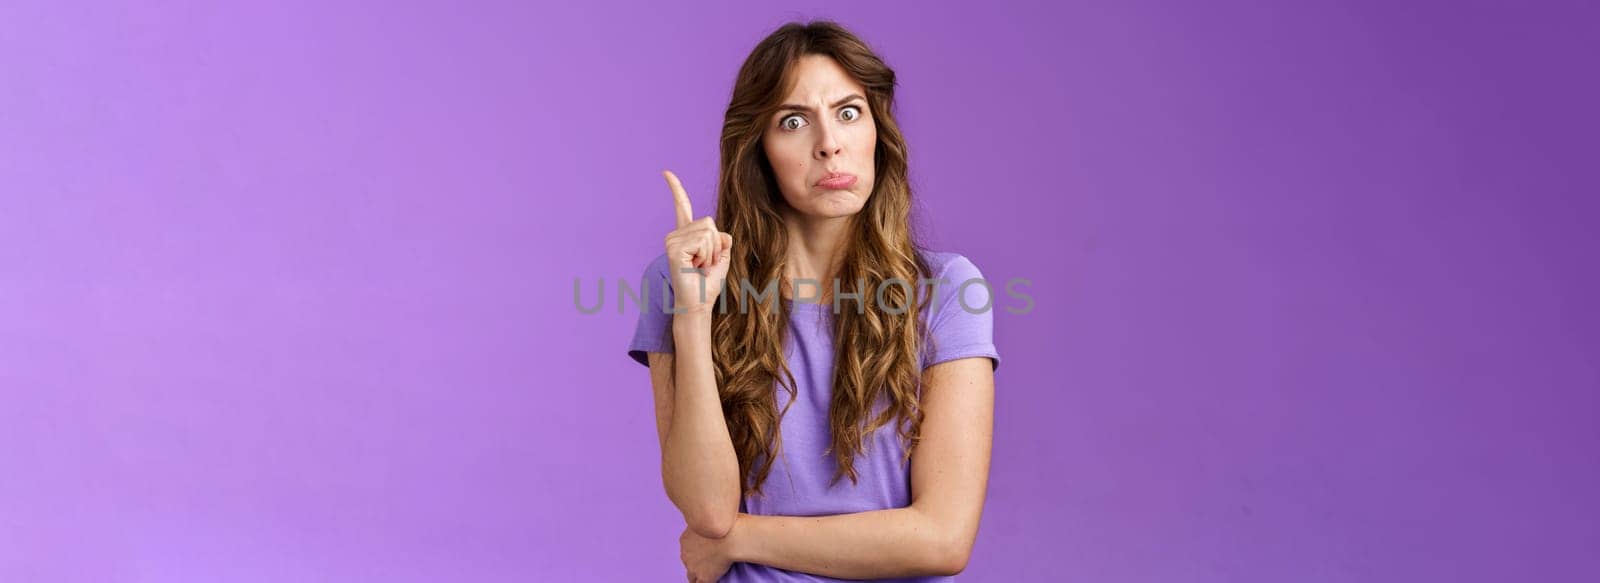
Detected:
left=857, top=124, right=878, bottom=176
left=767, top=141, right=809, bottom=182
left=780, top=150, right=812, bottom=180
left=853, top=123, right=878, bottom=156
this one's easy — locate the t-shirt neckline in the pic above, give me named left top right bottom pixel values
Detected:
left=783, top=298, right=827, bottom=312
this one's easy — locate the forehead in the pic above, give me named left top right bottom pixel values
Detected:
left=780, top=54, right=865, bottom=102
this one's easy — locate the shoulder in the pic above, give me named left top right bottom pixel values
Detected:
left=639, top=251, right=672, bottom=281
left=633, top=250, right=677, bottom=307
left=915, top=249, right=994, bottom=318
left=913, top=249, right=1001, bottom=370
left=917, top=249, right=986, bottom=283
left=627, top=251, right=677, bottom=366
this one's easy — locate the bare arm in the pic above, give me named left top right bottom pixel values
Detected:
left=650, top=310, right=743, bottom=539
left=651, top=170, right=743, bottom=539
left=720, top=356, right=995, bottom=577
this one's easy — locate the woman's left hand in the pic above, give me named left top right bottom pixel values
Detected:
left=680, top=524, right=735, bottom=582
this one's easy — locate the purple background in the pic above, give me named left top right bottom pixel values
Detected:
left=3, top=0, right=1596, bottom=581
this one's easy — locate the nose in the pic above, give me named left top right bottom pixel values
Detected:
left=814, top=122, right=842, bottom=160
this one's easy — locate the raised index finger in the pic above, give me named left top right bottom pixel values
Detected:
left=663, top=170, right=693, bottom=229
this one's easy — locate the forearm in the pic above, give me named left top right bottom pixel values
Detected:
left=726, top=508, right=960, bottom=579
left=661, top=310, right=742, bottom=536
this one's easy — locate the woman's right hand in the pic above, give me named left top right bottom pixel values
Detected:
left=663, top=170, right=733, bottom=314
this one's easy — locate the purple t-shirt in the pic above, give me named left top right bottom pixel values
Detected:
left=627, top=249, right=1000, bottom=582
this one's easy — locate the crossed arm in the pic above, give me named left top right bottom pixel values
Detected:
left=651, top=339, right=995, bottom=579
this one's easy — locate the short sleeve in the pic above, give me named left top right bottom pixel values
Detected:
left=626, top=252, right=677, bottom=366
left=921, top=254, right=1001, bottom=371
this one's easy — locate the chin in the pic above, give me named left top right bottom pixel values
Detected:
left=805, top=192, right=867, bottom=218
left=781, top=184, right=871, bottom=219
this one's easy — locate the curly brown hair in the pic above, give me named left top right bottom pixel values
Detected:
left=708, top=20, right=936, bottom=498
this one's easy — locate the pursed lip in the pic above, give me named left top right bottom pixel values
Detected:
left=816, top=171, right=857, bottom=189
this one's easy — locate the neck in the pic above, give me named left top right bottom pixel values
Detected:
left=781, top=208, right=853, bottom=303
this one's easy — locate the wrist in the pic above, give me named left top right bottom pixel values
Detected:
left=723, top=513, right=756, bottom=563
left=672, top=307, right=715, bottom=326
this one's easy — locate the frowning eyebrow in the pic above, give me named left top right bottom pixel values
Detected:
left=776, top=94, right=866, bottom=114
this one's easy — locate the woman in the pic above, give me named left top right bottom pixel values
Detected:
left=627, top=20, right=1000, bottom=582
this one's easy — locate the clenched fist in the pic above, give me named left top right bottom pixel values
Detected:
left=663, top=170, right=734, bottom=314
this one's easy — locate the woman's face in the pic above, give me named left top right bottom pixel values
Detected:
left=762, top=54, right=877, bottom=220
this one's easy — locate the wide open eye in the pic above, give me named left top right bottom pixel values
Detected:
left=780, top=115, right=808, bottom=131
left=840, top=105, right=862, bottom=122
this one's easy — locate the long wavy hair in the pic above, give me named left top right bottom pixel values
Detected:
left=709, top=20, right=935, bottom=498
